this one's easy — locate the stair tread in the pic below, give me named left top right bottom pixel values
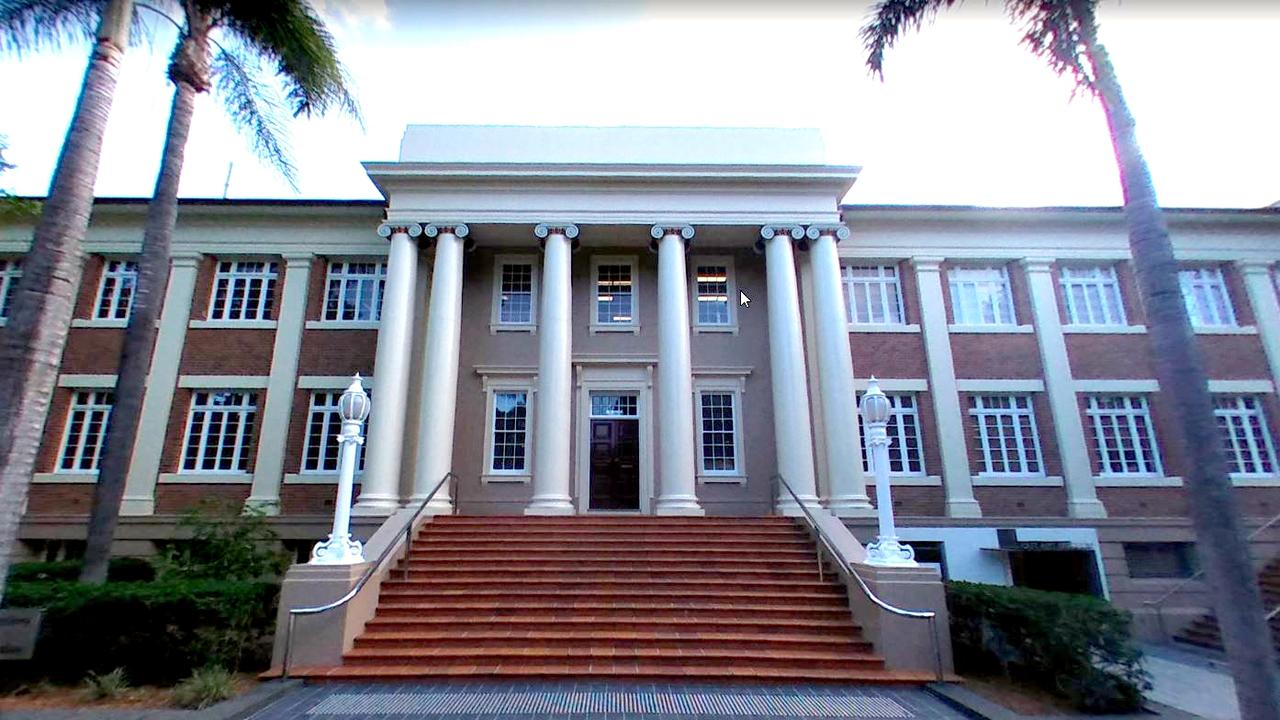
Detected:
left=287, top=664, right=931, bottom=683
left=345, top=646, right=881, bottom=661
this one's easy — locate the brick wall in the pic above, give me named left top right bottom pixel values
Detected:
left=26, top=485, right=95, bottom=514
left=974, top=486, right=1068, bottom=517
left=297, top=330, right=377, bottom=376
left=155, top=485, right=251, bottom=513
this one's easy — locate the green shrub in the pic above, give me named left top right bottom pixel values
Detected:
left=3, top=580, right=278, bottom=685
left=83, top=667, right=129, bottom=700
left=154, top=500, right=289, bottom=581
left=171, top=667, right=237, bottom=709
left=946, top=581, right=1149, bottom=713
left=8, top=557, right=155, bottom=583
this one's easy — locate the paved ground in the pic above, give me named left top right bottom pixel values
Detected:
left=244, top=680, right=968, bottom=720
left=1142, top=643, right=1238, bottom=720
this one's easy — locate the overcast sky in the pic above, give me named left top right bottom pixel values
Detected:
left=1, top=0, right=1276, bottom=208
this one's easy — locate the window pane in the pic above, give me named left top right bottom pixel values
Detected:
left=595, top=263, right=634, bottom=324
left=695, top=265, right=731, bottom=325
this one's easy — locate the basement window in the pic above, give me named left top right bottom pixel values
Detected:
left=1124, top=542, right=1197, bottom=579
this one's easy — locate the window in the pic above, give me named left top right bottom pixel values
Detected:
left=209, top=260, right=278, bottom=321
left=593, top=258, right=637, bottom=329
left=949, top=266, right=1016, bottom=326
left=1061, top=265, right=1126, bottom=326
left=698, top=391, right=740, bottom=475
left=302, top=390, right=370, bottom=473
left=492, top=258, right=537, bottom=328
left=693, top=262, right=734, bottom=328
left=1214, top=396, right=1278, bottom=476
left=969, top=394, right=1043, bottom=475
left=489, top=391, right=530, bottom=473
left=323, top=261, right=385, bottom=322
left=1086, top=395, right=1162, bottom=475
left=843, top=264, right=905, bottom=325
left=858, top=392, right=925, bottom=475
left=58, top=390, right=113, bottom=472
left=1179, top=267, right=1237, bottom=327
left=181, top=391, right=258, bottom=472
left=1124, top=542, right=1197, bottom=579
left=0, top=259, right=21, bottom=319
left=591, top=393, right=638, bottom=417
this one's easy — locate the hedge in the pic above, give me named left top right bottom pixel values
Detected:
left=3, top=579, right=279, bottom=685
left=7, top=557, right=156, bottom=583
left=946, top=581, right=1150, bottom=713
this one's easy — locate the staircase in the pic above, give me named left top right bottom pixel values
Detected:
left=1175, top=557, right=1280, bottom=653
left=291, top=515, right=931, bottom=682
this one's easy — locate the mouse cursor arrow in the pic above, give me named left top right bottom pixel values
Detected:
left=739, top=291, right=751, bottom=308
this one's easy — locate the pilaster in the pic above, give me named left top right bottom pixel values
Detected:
left=1239, top=260, right=1280, bottom=401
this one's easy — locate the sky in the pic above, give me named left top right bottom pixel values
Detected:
left=0, top=0, right=1277, bottom=208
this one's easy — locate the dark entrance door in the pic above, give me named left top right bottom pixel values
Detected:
left=589, top=418, right=640, bottom=511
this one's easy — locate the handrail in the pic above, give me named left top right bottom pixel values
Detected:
left=1145, top=508, right=1280, bottom=612
left=771, top=474, right=944, bottom=682
left=280, top=471, right=458, bottom=678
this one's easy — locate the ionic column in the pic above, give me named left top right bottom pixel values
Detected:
left=354, top=223, right=421, bottom=514
left=759, top=225, right=820, bottom=514
left=652, top=224, right=705, bottom=516
left=805, top=225, right=874, bottom=517
left=526, top=223, right=578, bottom=515
left=1239, top=261, right=1280, bottom=400
left=912, top=256, right=982, bottom=518
left=411, top=224, right=469, bottom=511
left=1024, top=258, right=1107, bottom=519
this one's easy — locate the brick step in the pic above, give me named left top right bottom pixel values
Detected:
left=342, top=646, right=885, bottom=671
left=287, top=663, right=934, bottom=684
left=406, top=549, right=820, bottom=562
left=363, top=615, right=855, bottom=634
left=395, top=568, right=823, bottom=581
left=375, top=588, right=847, bottom=606
left=376, top=578, right=843, bottom=593
left=400, top=558, right=822, bottom=571
left=352, top=630, right=871, bottom=653
left=371, top=603, right=851, bottom=621
left=431, top=515, right=792, bottom=524
left=420, top=527, right=806, bottom=538
left=410, top=539, right=815, bottom=552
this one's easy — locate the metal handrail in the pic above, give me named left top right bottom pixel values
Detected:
left=1145, top=508, right=1280, bottom=614
left=771, top=474, right=944, bottom=682
left=280, top=471, right=458, bottom=678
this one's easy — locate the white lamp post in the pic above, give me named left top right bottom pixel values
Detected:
left=310, top=374, right=370, bottom=565
left=859, top=377, right=917, bottom=567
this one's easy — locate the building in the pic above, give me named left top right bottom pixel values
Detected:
left=5, top=125, right=1280, bottom=638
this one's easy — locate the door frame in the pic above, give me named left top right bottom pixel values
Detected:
left=573, top=362, right=654, bottom=514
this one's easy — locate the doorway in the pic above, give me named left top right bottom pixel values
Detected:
left=587, top=393, right=641, bottom=511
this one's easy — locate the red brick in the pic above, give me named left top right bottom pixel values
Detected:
left=974, top=486, right=1068, bottom=517
left=26, top=485, right=95, bottom=514
left=60, top=328, right=125, bottom=374
left=155, top=485, right=251, bottom=513
left=297, top=330, right=377, bottom=376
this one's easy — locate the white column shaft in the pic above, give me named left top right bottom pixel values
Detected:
left=331, top=426, right=360, bottom=538
left=913, top=257, right=982, bottom=518
left=1025, top=259, right=1107, bottom=519
left=413, top=230, right=466, bottom=510
left=355, top=228, right=418, bottom=513
left=654, top=229, right=704, bottom=516
left=1241, top=262, right=1280, bottom=400
left=526, top=229, right=575, bottom=515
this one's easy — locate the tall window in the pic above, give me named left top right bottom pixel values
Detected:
left=489, top=391, right=529, bottom=473
left=0, top=259, right=21, bottom=319
left=58, top=390, right=113, bottom=472
left=698, top=391, right=740, bottom=474
left=210, top=260, right=278, bottom=321
left=496, top=261, right=535, bottom=326
left=323, top=261, right=385, bottom=322
left=949, top=266, right=1016, bottom=326
left=694, top=264, right=732, bottom=327
left=594, top=261, right=635, bottom=327
left=1086, top=395, right=1162, bottom=475
left=1179, top=267, right=1237, bottom=327
left=181, top=391, right=258, bottom=472
left=1061, top=265, right=1126, bottom=326
left=969, top=394, right=1043, bottom=475
left=302, top=390, right=370, bottom=473
left=1214, top=396, right=1278, bottom=476
left=858, top=393, right=924, bottom=475
left=843, top=264, right=905, bottom=325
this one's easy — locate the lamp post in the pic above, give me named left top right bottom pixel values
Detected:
left=859, top=377, right=917, bottom=567
left=310, top=374, right=370, bottom=565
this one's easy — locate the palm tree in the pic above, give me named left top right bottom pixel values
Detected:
left=0, top=0, right=133, bottom=603
left=861, top=2, right=1280, bottom=718
left=76, top=0, right=357, bottom=583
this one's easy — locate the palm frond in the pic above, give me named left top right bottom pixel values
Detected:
left=206, top=0, right=359, bottom=123
left=210, top=42, right=298, bottom=187
left=1007, top=0, right=1095, bottom=93
left=861, top=0, right=963, bottom=78
left=0, top=0, right=105, bottom=55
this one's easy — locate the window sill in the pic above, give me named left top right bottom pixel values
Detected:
left=1231, top=474, right=1280, bottom=487
left=590, top=324, right=641, bottom=335
left=848, top=324, right=921, bottom=334
left=972, top=474, right=1063, bottom=487
left=189, top=319, right=277, bottom=330
left=886, top=474, right=942, bottom=486
left=490, top=324, right=536, bottom=335
left=482, top=473, right=531, bottom=484
left=1063, top=324, right=1147, bottom=335
left=948, top=324, right=1035, bottom=334
left=283, top=472, right=366, bottom=484
left=305, top=320, right=379, bottom=330
left=33, top=472, right=98, bottom=484
left=698, top=474, right=746, bottom=485
left=693, top=325, right=738, bottom=335
left=159, top=472, right=253, bottom=484
left=1093, top=475, right=1183, bottom=487
left=71, top=318, right=128, bottom=329
left=1193, top=325, right=1258, bottom=336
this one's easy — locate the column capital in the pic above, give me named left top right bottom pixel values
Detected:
left=910, top=255, right=947, bottom=272
left=171, top=252, right=203, bottom=269
left=282, top=251, right=315, bottom=265
left=650, top=224, right=695, bottom=241
left=377, top=222, right=422, bottom=238
left=759, top=225, right=805, bottom=241
left=1237, top=259, right=1278, bottom=276
left=534, top=223, right=579, bottom=240
left=424, top=223, right=469, bottom=239
left=1021, top=257, right=1057, bottom=274
left=804, top=224, right=850, bottom=242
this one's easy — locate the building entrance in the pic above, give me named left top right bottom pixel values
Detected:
left=587, top=393, right=641, bottom=511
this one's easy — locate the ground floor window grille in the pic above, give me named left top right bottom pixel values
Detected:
left=181, top=391, right=258, bottom=472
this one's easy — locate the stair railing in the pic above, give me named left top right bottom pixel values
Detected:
left=771, top=474, right=944, bottom=682
left=1144, top=508, right=1280, bottom=640
left=280, top=471, right=459, bottom=679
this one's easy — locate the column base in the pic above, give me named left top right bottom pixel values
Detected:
left=654, top=496, right=705, bottom=516
left=1068, top=498, right=1108, bottom=519
left=775, top=495, right=822, bottom=517
left=525, top=496, right=575, bottom=516
left=946, top=498, right=983, bottom=518
left=351, top=494, right=401, bottom=516
left=825, top=495, right=876, bottom=518
left=244, top=496, right=281, bottom=516
left=119, top=496, right=155, bottom=517
left=407, top=496, right=454, bottom=516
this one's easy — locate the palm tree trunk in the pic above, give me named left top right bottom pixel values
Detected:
left=1072, top=3, right=1280, bottom=718
left=0, top=0, right=133, bottom=603
left=79, top=80, right=199, bottom=584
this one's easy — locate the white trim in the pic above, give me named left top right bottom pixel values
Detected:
left=93, top=258, right=138, bottom=321
left=208, top=259, right=279, bottom=322
left=55, top=389, right=113, bottom=473
left=159, top=472, right=254, bottom=484
left=33, top=472, right=97, bottom=484
left=1059, top=264, right=1127, bottom=326
left=1231, top=475, right=1280, bottom=487
left=304, top=320, right=379, bottom=330
left=948, top=324, right=1035, bottom=334
left=948, top=264, right=1018, bottom=326
left=850, top=324, right=921, bottom=334
left=841, top=262, right=906, bottom=328
left=482, top=380, right=535, bottom=479
left=298, top=375, right=376, bottom=389
left=71, top=318, right=128, bottom=329
left=178, top=375, right=270, bottom=389
left=1094, top=475, right=1184, bottom=487
left=693, top=375, right=748, bottom=483
left=490, top=253, right=539, bottom=333
left=483, top=474, right=532, bottom=485
left=854, top=378, right=928, bottom=392
left=57, top=374, right=118, bottom=388
left=321, top=259, right=386, bottom=323
left=689, top=254, right=738, bottom=334
left=589, top=255, right=641, bottom=334
left=1086, top=394, right=1164, bottom=477
left=1209, top=379, right=1276, bottom=394
left=178, top=390, right=259, bottom=474
left=1194, top=325, right=1259, bottom=336
left=972, top=475, right=1064, bottom=487
left=890, top=474, right=943, bottom=487
left=956, top=379, right=1045, bottom=392
left=1073, top=379, right=1161, bottom=393
left=189, top=319, right=277, bottom=330
left=285, top=472, right=341, bottom=485
left=1063, top=324, right=1148, bottom=334
left=573, top=364, right=655, bottom=514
